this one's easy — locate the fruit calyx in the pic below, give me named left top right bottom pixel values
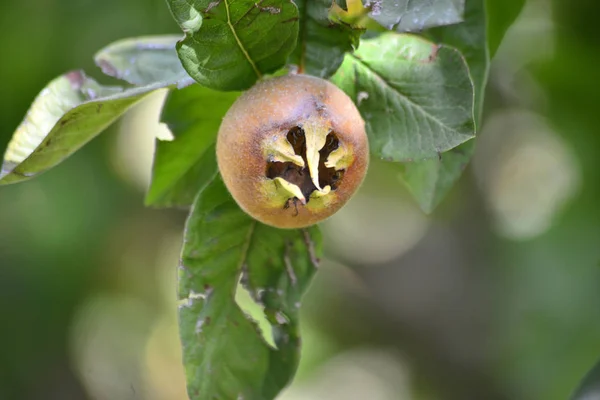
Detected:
left=263, top=114, right=352, bottom=207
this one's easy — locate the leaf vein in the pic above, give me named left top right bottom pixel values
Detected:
left=224, top=0, right=262, bottom=78
left=350, top=53, right=463, bottom=137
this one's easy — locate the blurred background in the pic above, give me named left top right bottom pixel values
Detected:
left=1, top=0, right=599, bottom=399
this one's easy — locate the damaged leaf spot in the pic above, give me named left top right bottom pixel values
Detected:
left=428, top=44, right=441, bottom=62
left=205, top=1, right=221, bottom=13
left=255, top=2, right=281, bottom=14
left=96, top=59, right=119, bottom=80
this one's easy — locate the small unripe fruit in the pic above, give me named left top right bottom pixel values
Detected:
left=216, top=74, right=369, bottom=229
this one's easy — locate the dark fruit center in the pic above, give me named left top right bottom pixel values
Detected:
left=265, top=127, right=344, bottom=202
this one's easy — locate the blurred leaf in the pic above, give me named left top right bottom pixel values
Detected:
left=178, top=175, right=322, bottom=400
left=366, top=0, right=465, bottom=32
left=289, top=0, right=362, bottom=78
left=146, top=84, right=239, bottom=207
left=486, top=0, right=526, bottom=57
left=398, top=0, right=526, bottom=213
left=0, top=34, right=202, bottom=186
left=167, top=0, right=299, bottom=91
left=94, top=35, right=193, bottom=87
left=428, top=0, right=489, bottom=124
left=0, top=71, right=172, bottom=185
left=399, top=141, right=472, bottom=213
left=331, top=32, right=475, bottom=162
left=397, top=0, right=486, bottom=212
left=571, top=359, right=600, bottom=400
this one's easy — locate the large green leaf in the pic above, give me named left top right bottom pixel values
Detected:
left=0, top=72, right=166, bottom=185
left=429, top=0, right=489, bottom=124
left=167, top=0, right=299, bottom=91
left=0, top=35, right=198, bottom=186
left=145, top=84, right=239, bottom=208
left=178, top=175, right=322, bottom=400
left=94, top=35, right=192, bottom=87
left=398, top=0, right=487, bottom=213
left=289, top=0, right=362, bottom=78
left=398, top=0, right=525, bottom=213
left=331, top=32, right=475, bottom=162
left=366, top=0, right=465, bottom=32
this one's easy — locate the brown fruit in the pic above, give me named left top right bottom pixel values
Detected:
left=216, top=74, right=369, bottom=229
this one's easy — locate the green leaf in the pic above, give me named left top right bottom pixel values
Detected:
left=398, top=0, right=487, bottom=213
left=94, top=35, right=193, bottom=87
left=331, top=32, right=475, bottom=162
left=428, top=1, right=488, bottom=126
left=399, top=140, right=473, bottom=213
left=146, top=84, right=239, bottom=208
left=571, top=359, right=600, bottom=400
left=179, top=175, right=322, bottom=400
left=366, top=0, right=465, bottom=32
left=486, top=0, right=526, bottom=58
left=1, top=35, right=201, bottom=186
left=0, top=71, right=170, bottom=185
left=167, top=0, right=299, bottom=91
left=397, top=0, right=488, bottom=213
left=398, top=0, right=526, bottom=213
left=289, top=0, right=362, bottom=78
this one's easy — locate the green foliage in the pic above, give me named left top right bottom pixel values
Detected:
left=571, top=359, right=600, bottom=399
left=146, top=85, right=239, bottom=208
left=167, top=0, right=299, bottom=91
left=397, top=0, right=488, bottom=213
left=0, top=72, right=163, bottom=185
left=331, top=33, right=475, bottom=161
left=94, top=35, right=191, bottom=86
left=366, top=0, right=464, bottom=32
left=398, top=0, right=525, bottom=213
left=289, top=0, right=362, bottom=78
left=0, top=35, right=193, bottom=186
left=400, top=144, right=473, bottom=213
left=179, top=176, right=321, bottom=399
left=486, top=0, right=526, bottom=57
left=429, top=0, right=489, bottom=123
left=0, top=1, right=528, bottom=399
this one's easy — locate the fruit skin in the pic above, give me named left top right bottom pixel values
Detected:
left=216, top=74, right=369, bottom=229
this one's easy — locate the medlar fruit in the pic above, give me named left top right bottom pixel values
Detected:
left=216, top=74, right=369, bottom=229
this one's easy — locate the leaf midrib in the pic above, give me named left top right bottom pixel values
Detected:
left=224, top=0, right=261, bottom=78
